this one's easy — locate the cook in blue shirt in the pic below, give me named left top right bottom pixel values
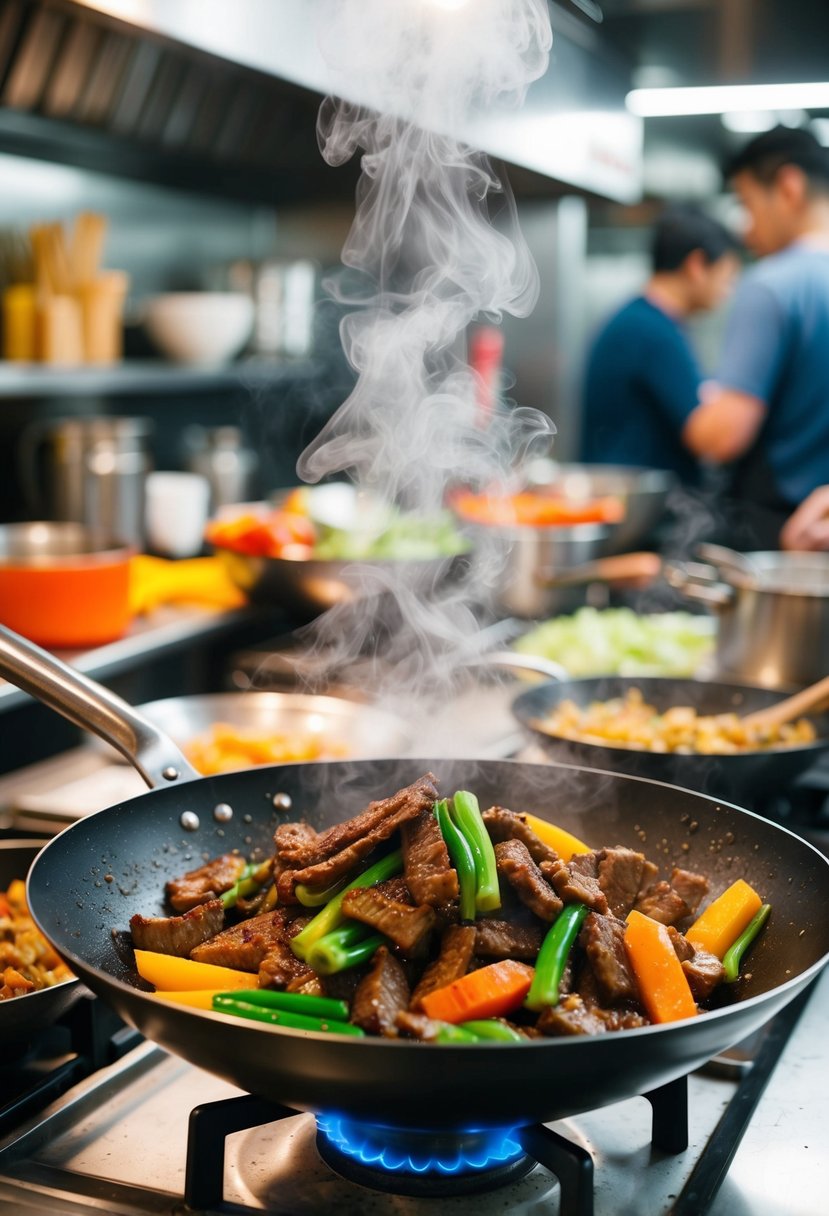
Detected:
left=683, top=127, right=829, bottom=547
left=582, top=206, right=740, bottom=484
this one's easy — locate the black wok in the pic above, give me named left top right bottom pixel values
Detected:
left=512, top=675, right=829, bottom=802
left=0, top=627, right=827, bottom=1132
left=0, top=840, right=83, bottom=1042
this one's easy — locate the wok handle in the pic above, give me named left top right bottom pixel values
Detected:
left=468, top=650, right=568, bottom=681
left=535, top=552, right=662, bottom=590
left=0, top=625, right=200, bottom=789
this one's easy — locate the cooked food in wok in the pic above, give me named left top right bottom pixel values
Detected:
left=1, top=879, right=73, bottom=1000
left=184, top=722, right=349, bottom=775
left=535, top=688, right=816, bottom=755
left=125, top=774, right=771, bottom=1041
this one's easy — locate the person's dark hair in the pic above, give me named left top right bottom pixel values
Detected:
left=723, top=125, right=829, bottom=194
left=651, top=205, right=740, bottom=273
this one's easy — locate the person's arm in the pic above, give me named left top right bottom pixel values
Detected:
left=780, top=486, right=829, bottom=551
left=682, top=388, right=766, bottom=463
left=682, top=277, right=786, bottom=464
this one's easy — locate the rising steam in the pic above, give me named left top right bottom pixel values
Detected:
left=293, top=0, right=554, bottom=704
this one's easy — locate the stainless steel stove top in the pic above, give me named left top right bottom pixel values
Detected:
left=1, top=967, right=827, bottom=1215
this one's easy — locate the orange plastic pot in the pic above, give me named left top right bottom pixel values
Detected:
left=0, top=523, right=132, bottom=649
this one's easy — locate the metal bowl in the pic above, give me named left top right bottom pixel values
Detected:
left=132, top=691, right=409, bottom=766
left=523, top=463, right=676, bottom=555
left=213, top=543, right=472, bottom=618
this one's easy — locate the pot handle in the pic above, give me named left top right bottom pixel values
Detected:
left=467, top=650, right=568, bottom=681
left=0, top=625, right=200, bottom=789
left=663, top=560, right=735, bottom=607
left=535, top=552, right=663, bottom=590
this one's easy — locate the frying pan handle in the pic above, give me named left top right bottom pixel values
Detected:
left=664, top=560, right=735, bottom=607
left=469, top=650, right=568, bottom=681
left=0, top=625, right=200, bottom=789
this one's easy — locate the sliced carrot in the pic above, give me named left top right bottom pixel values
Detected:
left=685, top=879, right=763, bottom=960
left=150, top=989, right=219, bottom=1010
left=624, top=910, right=698, bottom=1024
left=134, top=949, right=255, bottom=992
left=523, top=814, right=591, bottom=862
left=420, top=959, right=534, bottom=1024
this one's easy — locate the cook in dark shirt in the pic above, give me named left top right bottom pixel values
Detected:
left=582, top=205, right=740, bottom=484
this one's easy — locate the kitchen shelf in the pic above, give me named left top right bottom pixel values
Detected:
left=0, top=603, right=275, bottom=716
left=0, top=358, right=318, bottom=399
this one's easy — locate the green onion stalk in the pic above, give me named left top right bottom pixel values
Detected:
left=451, top=791, right=501, bottom=913
left=435, top=799, right=477, bottom=922
left=307, top=924, right=386, bottom=975
left=290, top=849, right=402, bottom=961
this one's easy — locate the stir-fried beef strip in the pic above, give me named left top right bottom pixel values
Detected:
left=341, top=887, right=436, bottom=956
left=281, top=800, right=431, bottom=900
left=667, top=925, right=724, bottom=1000
left=190, top=909, right=290, bottom=971
left=166, top=854, right=247, bottom=913
left=258, top=942, right=315, bottom=990
left=409, top=923, right=476, bottom=1011
left=395, top=1010, right=445, bottom=1040
left=579, top=911, right=639, bottom=1005
left=542, top=854, right=609, bottom=914
left=482, top=807, right=559, bottom=866
left=401, top=808, right=459, bottom=907
left=670, top=867, right=710, bottom=916
left=474, top=919, right=544, bottom=960
left=634, top=880, right=692, bottom=926
left=273, top=820, right=318, bottom=862
left=597, top=847, right=649, bottom=918
left=494, top=839, right=563, bottom=922
left=538, top=995, right=649, bottom=1037
left=285, top=972, right=325, bottom=996
left=376, top=875, right=414, bottom=905
left=130, top=899, right=224, bottom=957
left=276, top=775, right=439, bottom=870
left=351, top=946, right=411, bottom=1036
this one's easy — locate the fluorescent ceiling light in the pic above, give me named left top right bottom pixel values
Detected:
left=627, top=82, right=829, bottom=117
left=721, top=108, right=807, bottom=134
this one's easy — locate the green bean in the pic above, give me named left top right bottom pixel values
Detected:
left=451, top=791, right=501, bottom=913
left=433, top=1021, right=483, bottom=1044
left=525, top=903, right=589, bottom=1011
left=460, top=1018, right=524, bottom=1042
left=216, top=989, right=349, bottom=1020
left=436, top=799, right=477, bottom=922
left=290, top=849, right=403, bottom=960
left=723, top=903, right=772, bottom=982
left=212, top=996, right=365, bottom=1036
left=306, top=928, right=385, bottom=975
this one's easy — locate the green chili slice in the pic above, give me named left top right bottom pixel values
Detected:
left=290, top=849, right=403, bottom=960
left=435, top=798, right=477, bottom=922
left=216, top=989, right=349, bottom=1020
left=212, top=996, right=365, bottom=1036
left=525, top=903, right=589, bottom=1011
left=460, top=1019, right=524, bottom=1042
left=723, top=903, right=771, bottom=982
left=451, top=790, right=501, bottom=913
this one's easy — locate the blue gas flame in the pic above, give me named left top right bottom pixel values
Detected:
left=316, top=1115, right=524, bottom=1176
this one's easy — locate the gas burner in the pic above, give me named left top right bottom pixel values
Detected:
left=315, top=1116, right=532, bottom=1197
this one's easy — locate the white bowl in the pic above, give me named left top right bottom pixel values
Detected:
left=143, top=293, right=254, bottom=365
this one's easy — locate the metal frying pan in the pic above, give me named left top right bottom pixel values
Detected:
left=97, top=691, right=409, bottom=768
left=0, top=626, right=827, bottom=1132
left=512, top=675, right=829, bottom=802
left=0, top=840, right=83, bottom=1042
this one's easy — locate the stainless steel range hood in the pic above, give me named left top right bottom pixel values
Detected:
left=68, top=0, right=642, bottom=202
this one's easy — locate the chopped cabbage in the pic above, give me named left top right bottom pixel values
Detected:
left=514, top=607, right=714, bottom=677
left=312, top=509, right=469, bottom=561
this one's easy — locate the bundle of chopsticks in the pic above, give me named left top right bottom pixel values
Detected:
left=1, top=213, right=128, bottom=364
